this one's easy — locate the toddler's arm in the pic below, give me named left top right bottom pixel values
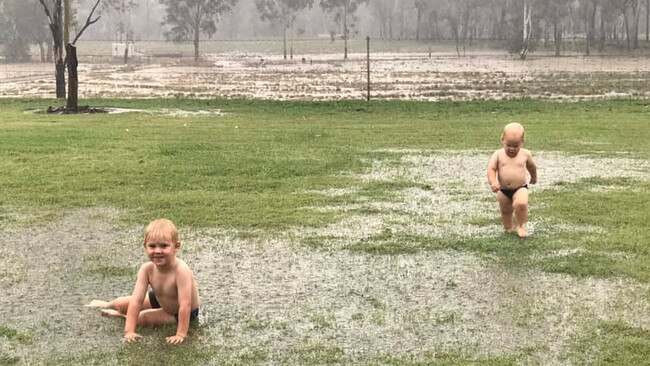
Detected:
left=123, top=265, right=149, bottom=342
left=486, top=151, right=500, bottom=192
left=166, top=267, right=194, bottom=345
left=526, top=152, right=537, bottom=184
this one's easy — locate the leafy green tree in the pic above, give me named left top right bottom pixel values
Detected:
left=319, top=0, right=369, bottom=59
left=160, top=0, right=238, bottom=61
left=255, top=0, right=314, bottom=59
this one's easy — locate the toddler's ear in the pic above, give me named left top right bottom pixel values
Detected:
left=175, top=241, right=181, bottom=249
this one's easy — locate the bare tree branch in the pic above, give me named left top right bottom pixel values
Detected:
left=38, top=0, right=54, bottom=24
left=72, top=0, right=101, bottom=45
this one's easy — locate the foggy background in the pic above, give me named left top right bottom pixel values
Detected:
left=2, top=0, right=649, bottom=61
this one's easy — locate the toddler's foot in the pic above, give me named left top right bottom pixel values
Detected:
left=100, top=309, right=123, bottom=318
left=85, top=299, right=109, bottom=308
left=517, top=227, right=528, bottom=238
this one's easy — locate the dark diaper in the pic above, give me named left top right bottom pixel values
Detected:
left=148, top=290, right=199, bottom=321
left=500, top=183, right=529, bottom=200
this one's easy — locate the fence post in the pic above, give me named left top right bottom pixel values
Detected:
left=366, top=36, right=370, bottom=102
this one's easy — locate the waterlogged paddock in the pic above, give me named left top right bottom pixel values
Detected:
left=1, top=151, right=648, bottom=364
left=1, top=53, right=650, bottom=101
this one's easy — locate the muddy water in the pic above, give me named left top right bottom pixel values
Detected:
left=1, top=53, right=650, bottom=100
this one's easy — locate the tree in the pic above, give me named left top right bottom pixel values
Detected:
left=645, top=0, right=650, bottom=42
left=520, top=0, right=535, bottom=59
left=66, top=0, right=101, bottom=110
left=370, top=0, right=396, bottom=39
left=255, top=0, right=314, bottom=59
left=160, top=0, right=238, bottom=61
left=540, top=0, right=569, bottom=56
left=609, top=0, right=641, bottom=50
left=414, top=0, right=430, bottom=41
left=39, top=0, right=66, bottom=98
left=1, top=0, right=52, bottom=62
left=579, top=0, right=600, bottom=56
left=442, top=0, right=477, bottom=57
left=100, top=0, right=138, bottom=61
left=319, top=0, right=369, bottom=59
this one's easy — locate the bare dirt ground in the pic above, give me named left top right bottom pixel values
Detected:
left=1, top=52, right=650, bottom=101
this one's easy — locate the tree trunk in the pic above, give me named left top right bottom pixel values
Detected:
left=623, top=12, right=630, bottom=50
left=53, top=0, right=66, bottom=99
left=55, top=58, right=66, bottom=99
left=343, top=6, right=349, bottom=60
left=283, top=26, right=287, bottom=60
left=646, top=0, right=649, bottom=41
left=39, top=43, right=46, bottom=62
left=554, top=20, right=562, bottom=56
left=416, top=7, right=421, bottom=41
left=632, top=1, right=640, bottom=49
left=194, top=23, right=200, bottom=61
left=521, top=1, right=533, bottom=59
left=65, top=43, right=78, bottom=111
left=46, top=42, right=53, bottom=62
left=598, top=12, right=605, bottom=51
left=586, top=1, right=597, bottom=55
left=645, top=0, right=650, bottom=42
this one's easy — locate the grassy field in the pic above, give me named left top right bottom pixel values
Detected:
left=0, top=98, right=649, bottom=365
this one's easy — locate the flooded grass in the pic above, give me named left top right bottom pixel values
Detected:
left=0, top=98, right=648, bottom=364
left=2, top=53, right=650, bottom=101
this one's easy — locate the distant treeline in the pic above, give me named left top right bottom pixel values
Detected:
left=2, top=0, right=650, bottom=63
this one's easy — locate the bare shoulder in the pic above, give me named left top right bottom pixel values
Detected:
left=488, top=149, right=502, bottom=164
left=139, top=261, right=154, bottom=274
left=175, top=258, right=195, bottom=276
left=521, top=148, right=534, bottom=159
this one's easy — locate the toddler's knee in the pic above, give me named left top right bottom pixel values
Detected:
left=513, top=201, right=528, bottom=211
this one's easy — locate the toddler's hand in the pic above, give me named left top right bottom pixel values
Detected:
left=166, top=334, right=186, bottom=345
left=490, top=183, right=500, bottom=192
left=122, top=332, right=141, bottom=343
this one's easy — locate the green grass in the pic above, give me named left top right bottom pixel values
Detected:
left=1, top=97, right=649, bottom=364
left=2, top=98, right=647, bottom=231
left=371, top=351, right=520, bottom=366
left=87, top=265, right=138, bottom=278
left=0, top=325, right=32, bottom=344
left=569, top=321, right=650, bottom=365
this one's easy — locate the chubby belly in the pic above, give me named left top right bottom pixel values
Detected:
left=497, top=167, right=527, bottom=189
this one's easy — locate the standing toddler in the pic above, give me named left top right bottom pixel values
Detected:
left=487, top=123, right=537, bottom=238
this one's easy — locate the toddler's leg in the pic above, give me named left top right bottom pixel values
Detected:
left=497, top=192, right=514, bottom=232
left=104, top=296, right=132, bottom=315
left=97, top=296, right=131, bottom=318
left=512, top=189, right=529, bottom=238
left=89, top=295, right=153, bottom=318
left=137, top=309, right=177, bottom=326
